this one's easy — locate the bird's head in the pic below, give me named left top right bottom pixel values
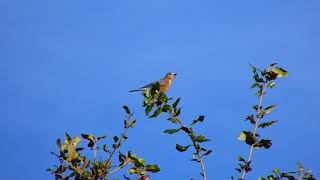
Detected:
left=165, top=72, right=177, bottom=80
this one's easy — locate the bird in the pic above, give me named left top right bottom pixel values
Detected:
left=129, top=72, right=177, bottom=93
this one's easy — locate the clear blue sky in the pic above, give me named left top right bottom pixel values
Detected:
left=0, top=0, right=319, bottom=179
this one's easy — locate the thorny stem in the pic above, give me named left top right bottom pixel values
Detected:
left=240, top=84, right=266, bottom=180
left=168, top=112, right=207, bottom=180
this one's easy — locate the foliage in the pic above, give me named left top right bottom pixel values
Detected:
left=235, top=63, right=289, bottom=179
left=48, top=63, right=316, bottom=180
left=258, top=162, right=316, bottom=180
left=141, top=82, right=212, bottom=180
left=48, top=106, right=159, bottom=180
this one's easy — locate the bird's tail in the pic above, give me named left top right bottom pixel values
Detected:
left=129, top=89, right=143, bottom=92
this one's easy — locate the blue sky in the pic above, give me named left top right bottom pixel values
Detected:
left=0, top=0, right=319, bottom=179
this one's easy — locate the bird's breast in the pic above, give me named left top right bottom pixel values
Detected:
left=159, top=79, right=172, bottom=93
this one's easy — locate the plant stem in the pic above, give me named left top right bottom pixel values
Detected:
left=105, top=114, right=131, bottom=167
left=106, top=125, right=129, bottom=165
left=172, top=114, right=207, bottom=180
left=51, top=152, right=83, bottom=175
left=240, top=84, right=266, bottom=179
left=108, top=161, right=130, bottom=175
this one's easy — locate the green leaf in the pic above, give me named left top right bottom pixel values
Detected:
left=97, top=135, right=106, bottom=140
left=254, top=74, right=264, bottom=83
left=128, top=167, right=137, bottom=174
left=103, top=144, right=110, bottom=153
left=245, top=114, right=256, bottom=124
left=194, top=135, right=210, bottom=143
left=203, top=150, right=212, bottom=156
left=163, top=128, right=180, bottom=134
left=71, top=136, right=81, bottom=146
left=175, top=108, right=181, bottom=116
left=172, top=98, right=180, bottom=108
left=249, top=64, right=257, bottom=73
left=265, top=105, right=276, bottom=114
left=265, top=71, right=278, bottom=81
left=56, top=138, right=62, bottom=149
left=118, top=151, right=126, bottom=164
left=258, top=121, right=277, bottom=128
left=253, top=105, right=260, bottom=111
left=162, top=104, right=172, bottom=112
left=138, top=158, right=145, bottom=166
left=267, top=82, right=276, bottom=88
left=145, top=164, right=160, bottom=173
left=251, top=83, right=261, bottom=89
left=271, top=67, right=288, bottom=77
left=254, top=139, right=272, bottom=149
left=198, top=115, right=204, bottom=122
left=238, top=131, right=246, bottom=141
left=65, top=133, right=72, bottom=143
left=81, top=134, right=96, bottom=147
left=125, top=120, right=136, bottom=128
left=123, top=105, right=131, bottom=114
left=272, top=168, right=280, bottom=173
left=257, top=177, right=267, bottom=180
left=180, top=126, right=192, bottom=134
left=267, top=175, right=276, bottom=180
left=65, top=136, right=81, bottom=161
left=237, top=155, right=246, bottom=163
left=75, top=147, right=84, bottom=151
left=270, top=63, right=278, bottom=67
left=176, top=144, right=191, bottom=152
left=257, top=110, right=265, bottom=119
left=159, top=93, right=169, bottom=103
left=238, top=131, right=256, bottom=146
left=46, top=168, right=54, bottom=173
left=167, top=117, right=178, bottom=123
left=280, top=173, right=295, bottom=180
left=149, top=107, right=162, bottom=118
left=191, top=115, right=205, bottom=126
left=113, top=136, right=119, bottom=143
left=297, top=162, right=304, bottom=172
left=145, top=104, right=154, bottom=116
left=197, top=115, right=205, bottom=122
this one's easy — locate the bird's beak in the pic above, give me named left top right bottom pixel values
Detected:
left=173, top=73, right=177, bottom=76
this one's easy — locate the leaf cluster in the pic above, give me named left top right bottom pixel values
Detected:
left=141, top=83, right=211, bottom=179
left=236, top=63, right=288, bottom=179
left=48, top=106, right=159, bottom=180
left=258, top=163, right=315, bottom=180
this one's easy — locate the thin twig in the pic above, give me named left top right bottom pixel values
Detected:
left=240, top=84, right=266, bottom=179
left=51, top=152, right=83, bottom=175
left=105, top=114, right=131, bottom=165
left=190, top=135, right=207, bottom=180
left=297, top=170, right=305, bottom=180
left=108, top=161, right=130, bottom=175
left=169, top=113, right=207, bottom=180
left=61, top=158, right=83, bottom=174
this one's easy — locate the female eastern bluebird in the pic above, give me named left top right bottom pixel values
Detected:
left=129, top=72, right=177, bottom=93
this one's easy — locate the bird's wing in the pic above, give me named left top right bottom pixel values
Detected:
left=159, top=78, right=167, bottom=85
left=141, top=81, right=157, bottom=89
